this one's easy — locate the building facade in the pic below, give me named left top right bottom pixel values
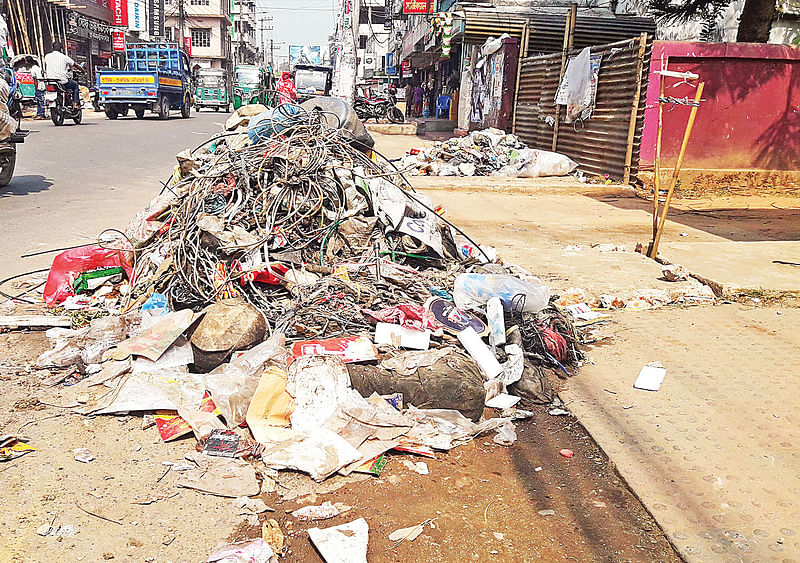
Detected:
left=232, top=0, right=259, bottom=66
left=165, top=0, right=232, bottom=70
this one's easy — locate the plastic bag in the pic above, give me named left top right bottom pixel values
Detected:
left=493, top=149, right=577, bottom=178
left=204, top=333, right=289, bottom=428
left=559, top=47, right=593, bottom=123
left=43, top=245, right=133, bottom=307
left=453, top=273, right=550, bottom=313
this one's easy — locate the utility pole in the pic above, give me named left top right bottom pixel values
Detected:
left=178, top=0, right=186, bottom=47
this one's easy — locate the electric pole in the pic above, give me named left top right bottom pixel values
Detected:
left=178, top=0, right=186, bottom=47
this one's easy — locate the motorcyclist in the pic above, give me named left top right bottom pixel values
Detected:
left=44, top=41, right=81, bottom=109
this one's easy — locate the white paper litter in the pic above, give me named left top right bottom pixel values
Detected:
left=485, top=393, right=521, bottom=409
left=307, top=518, right=369, bottom=563
left=260, top=427, right=362, bottom=481
left=287, top=355, right=352, bottom=433
left=374, top=323, right=431, bottom=350
left=634, top=362, right=667, bottom=391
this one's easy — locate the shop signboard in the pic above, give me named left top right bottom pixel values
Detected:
left=385, top=52, right=397, bottom=75
left=67, top=11, right=112, bottom=43
left=111, top=0, right=128, bottom=27
left=148, top=0, right=165, bottom=37
left=112, top=31, right=126, bottom=51
left=128, top=0, right=145, bottom=31
left=183, top=37, right=192, bottom=56
left=403, top=0, right=435, bottom=14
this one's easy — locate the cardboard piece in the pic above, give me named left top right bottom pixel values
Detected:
left=245, top=365, right=294, bottom=444
left=107, top=309, right=198, bottom=361
left=178, top=452, right=259, bottom=497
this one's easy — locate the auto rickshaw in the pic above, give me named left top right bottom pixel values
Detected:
left=194, top=67, right=230, bottom=112
left=232, top=65, right=267, bottom=109
left=11, top=54, right=40, bottom=105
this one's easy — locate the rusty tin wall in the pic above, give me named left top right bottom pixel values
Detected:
left=514, top=36, right=652, bottom=182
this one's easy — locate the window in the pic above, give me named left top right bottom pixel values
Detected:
left=191, top=28, right=211, bottom=48
left=164, top=27, right=174, bottom=41
left=358, top=35, right=367, bottom=49
left=190, top=0, right=209, bottom=5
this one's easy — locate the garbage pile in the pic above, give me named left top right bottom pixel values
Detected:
left=401, top=127, right=578, bottom=178
left=33, top=99, right=585, bottom=556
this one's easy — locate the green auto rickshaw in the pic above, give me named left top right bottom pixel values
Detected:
left=233, top=65, right=268, bottom=109
left=11, top=54, right=40, bottom=104
left=194, top=67, right=230, bottom=112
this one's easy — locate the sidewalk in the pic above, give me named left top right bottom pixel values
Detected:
left=562, top=305, right=800, bottom=561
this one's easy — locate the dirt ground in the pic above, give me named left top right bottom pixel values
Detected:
left=0, top=326, right=678, bottom=562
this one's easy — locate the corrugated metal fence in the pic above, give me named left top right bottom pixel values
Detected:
left=513, top=35, right=652, bottom=183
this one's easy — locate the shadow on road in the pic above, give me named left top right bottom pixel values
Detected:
left=1, top=175, right=54, bottom=197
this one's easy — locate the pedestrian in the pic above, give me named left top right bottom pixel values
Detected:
left=404, top=81, right=414, bottom=118
left=28, top=56, right=47, bottom=120
left=276, top=71, right=296, bottom=104
left=413, top=84, right=424, bottom=117
left=44, top=41, right=81, bottom=109
left=424, top=78, right=436, bottom=118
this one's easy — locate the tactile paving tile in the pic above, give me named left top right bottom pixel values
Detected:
left=562, top=305, right=800, bottom=562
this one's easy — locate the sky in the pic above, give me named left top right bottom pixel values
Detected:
left=255, top=0, right=336, bottom=65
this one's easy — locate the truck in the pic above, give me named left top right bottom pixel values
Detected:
left=293, top=64, right=333, bottom=103
left=97, top=42, right=193, bottom=120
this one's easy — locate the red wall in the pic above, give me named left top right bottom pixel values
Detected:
left=640, top=41, right=800, bottom=171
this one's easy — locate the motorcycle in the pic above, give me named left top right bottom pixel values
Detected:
left=0, top=68, right=28, bottom=187
left=43, top=78, right=82, bottom=126
left=353, top=94, right=404, bottom=124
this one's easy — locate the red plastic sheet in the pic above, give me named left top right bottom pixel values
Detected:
left=362, top=304, right=444, bottom=332
left=43, top=245, right=133, bottom=307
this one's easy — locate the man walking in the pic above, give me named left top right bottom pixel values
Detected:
left=28, top=57, right=46, bottom=119
left=44, top=42, right=80, bottom=109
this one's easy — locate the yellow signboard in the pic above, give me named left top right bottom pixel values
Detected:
left=100, top=75, right=156, bottom=84
left=159, top=78, right=182, bottom=87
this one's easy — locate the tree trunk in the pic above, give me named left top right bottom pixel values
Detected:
left=736, top=0, right=777, bottom=42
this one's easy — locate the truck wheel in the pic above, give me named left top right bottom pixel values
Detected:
left=0, top=150, right=16, bottom=187
left=158, top=96, right=170, bottom=120
left=134, top=107, right=145, bottom=119
left=105, top=106, right=118, bottom=120
left=180, top=94, right=191, bottom=118
left=120, top=105, right=130, bottom=117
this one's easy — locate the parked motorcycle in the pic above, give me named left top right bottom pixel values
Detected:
left=353, top=94, right=404, bottom=124
left=43, top=79, right=82, bottom=126
left=0, top=68, right=28, bottom=187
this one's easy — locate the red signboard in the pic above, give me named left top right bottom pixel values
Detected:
left=110, top=0, right=128, bottom=26
left=183, top=36, right=192, bottom=56
left=403, top=0, right=435, bottom=14
left=112, top=31, right=126, bottom=51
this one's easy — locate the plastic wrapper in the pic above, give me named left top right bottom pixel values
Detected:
left=453, top=273, right=550, bottom=313
left=204, top=333, right=289, bottom=428
left=43, top=245, right=133, bottom=307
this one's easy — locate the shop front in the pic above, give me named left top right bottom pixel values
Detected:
left=67, top=11, right=113, bottom=80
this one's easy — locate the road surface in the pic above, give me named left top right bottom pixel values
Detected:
left=0, top=110, right=224, bottom=280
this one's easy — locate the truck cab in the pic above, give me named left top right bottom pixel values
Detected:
left=97, top=43, right=193, bottom=120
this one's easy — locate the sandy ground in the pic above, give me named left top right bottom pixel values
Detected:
left=2, top=127, right=797, bottom=563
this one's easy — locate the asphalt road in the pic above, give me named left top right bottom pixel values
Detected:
left=0, top=109, right=225, bottom=280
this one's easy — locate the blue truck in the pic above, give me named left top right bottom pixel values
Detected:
left=97, top=42, right=193, bottom=120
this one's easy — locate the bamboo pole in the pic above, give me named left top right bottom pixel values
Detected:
left=6, top=0, right=23, bottom=55
left=649, top=82, right=704, bottom=259
left=652, top=64, right=666, bottom=240
left=46, top=3, right=55, bottom=46
left=622, top=32, right=648, bottom=185
left=15, top=0, right=33, bottom=53
left=35, top=1, right=46, bottom=60
left=551, top=3, right=577, bottom=152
